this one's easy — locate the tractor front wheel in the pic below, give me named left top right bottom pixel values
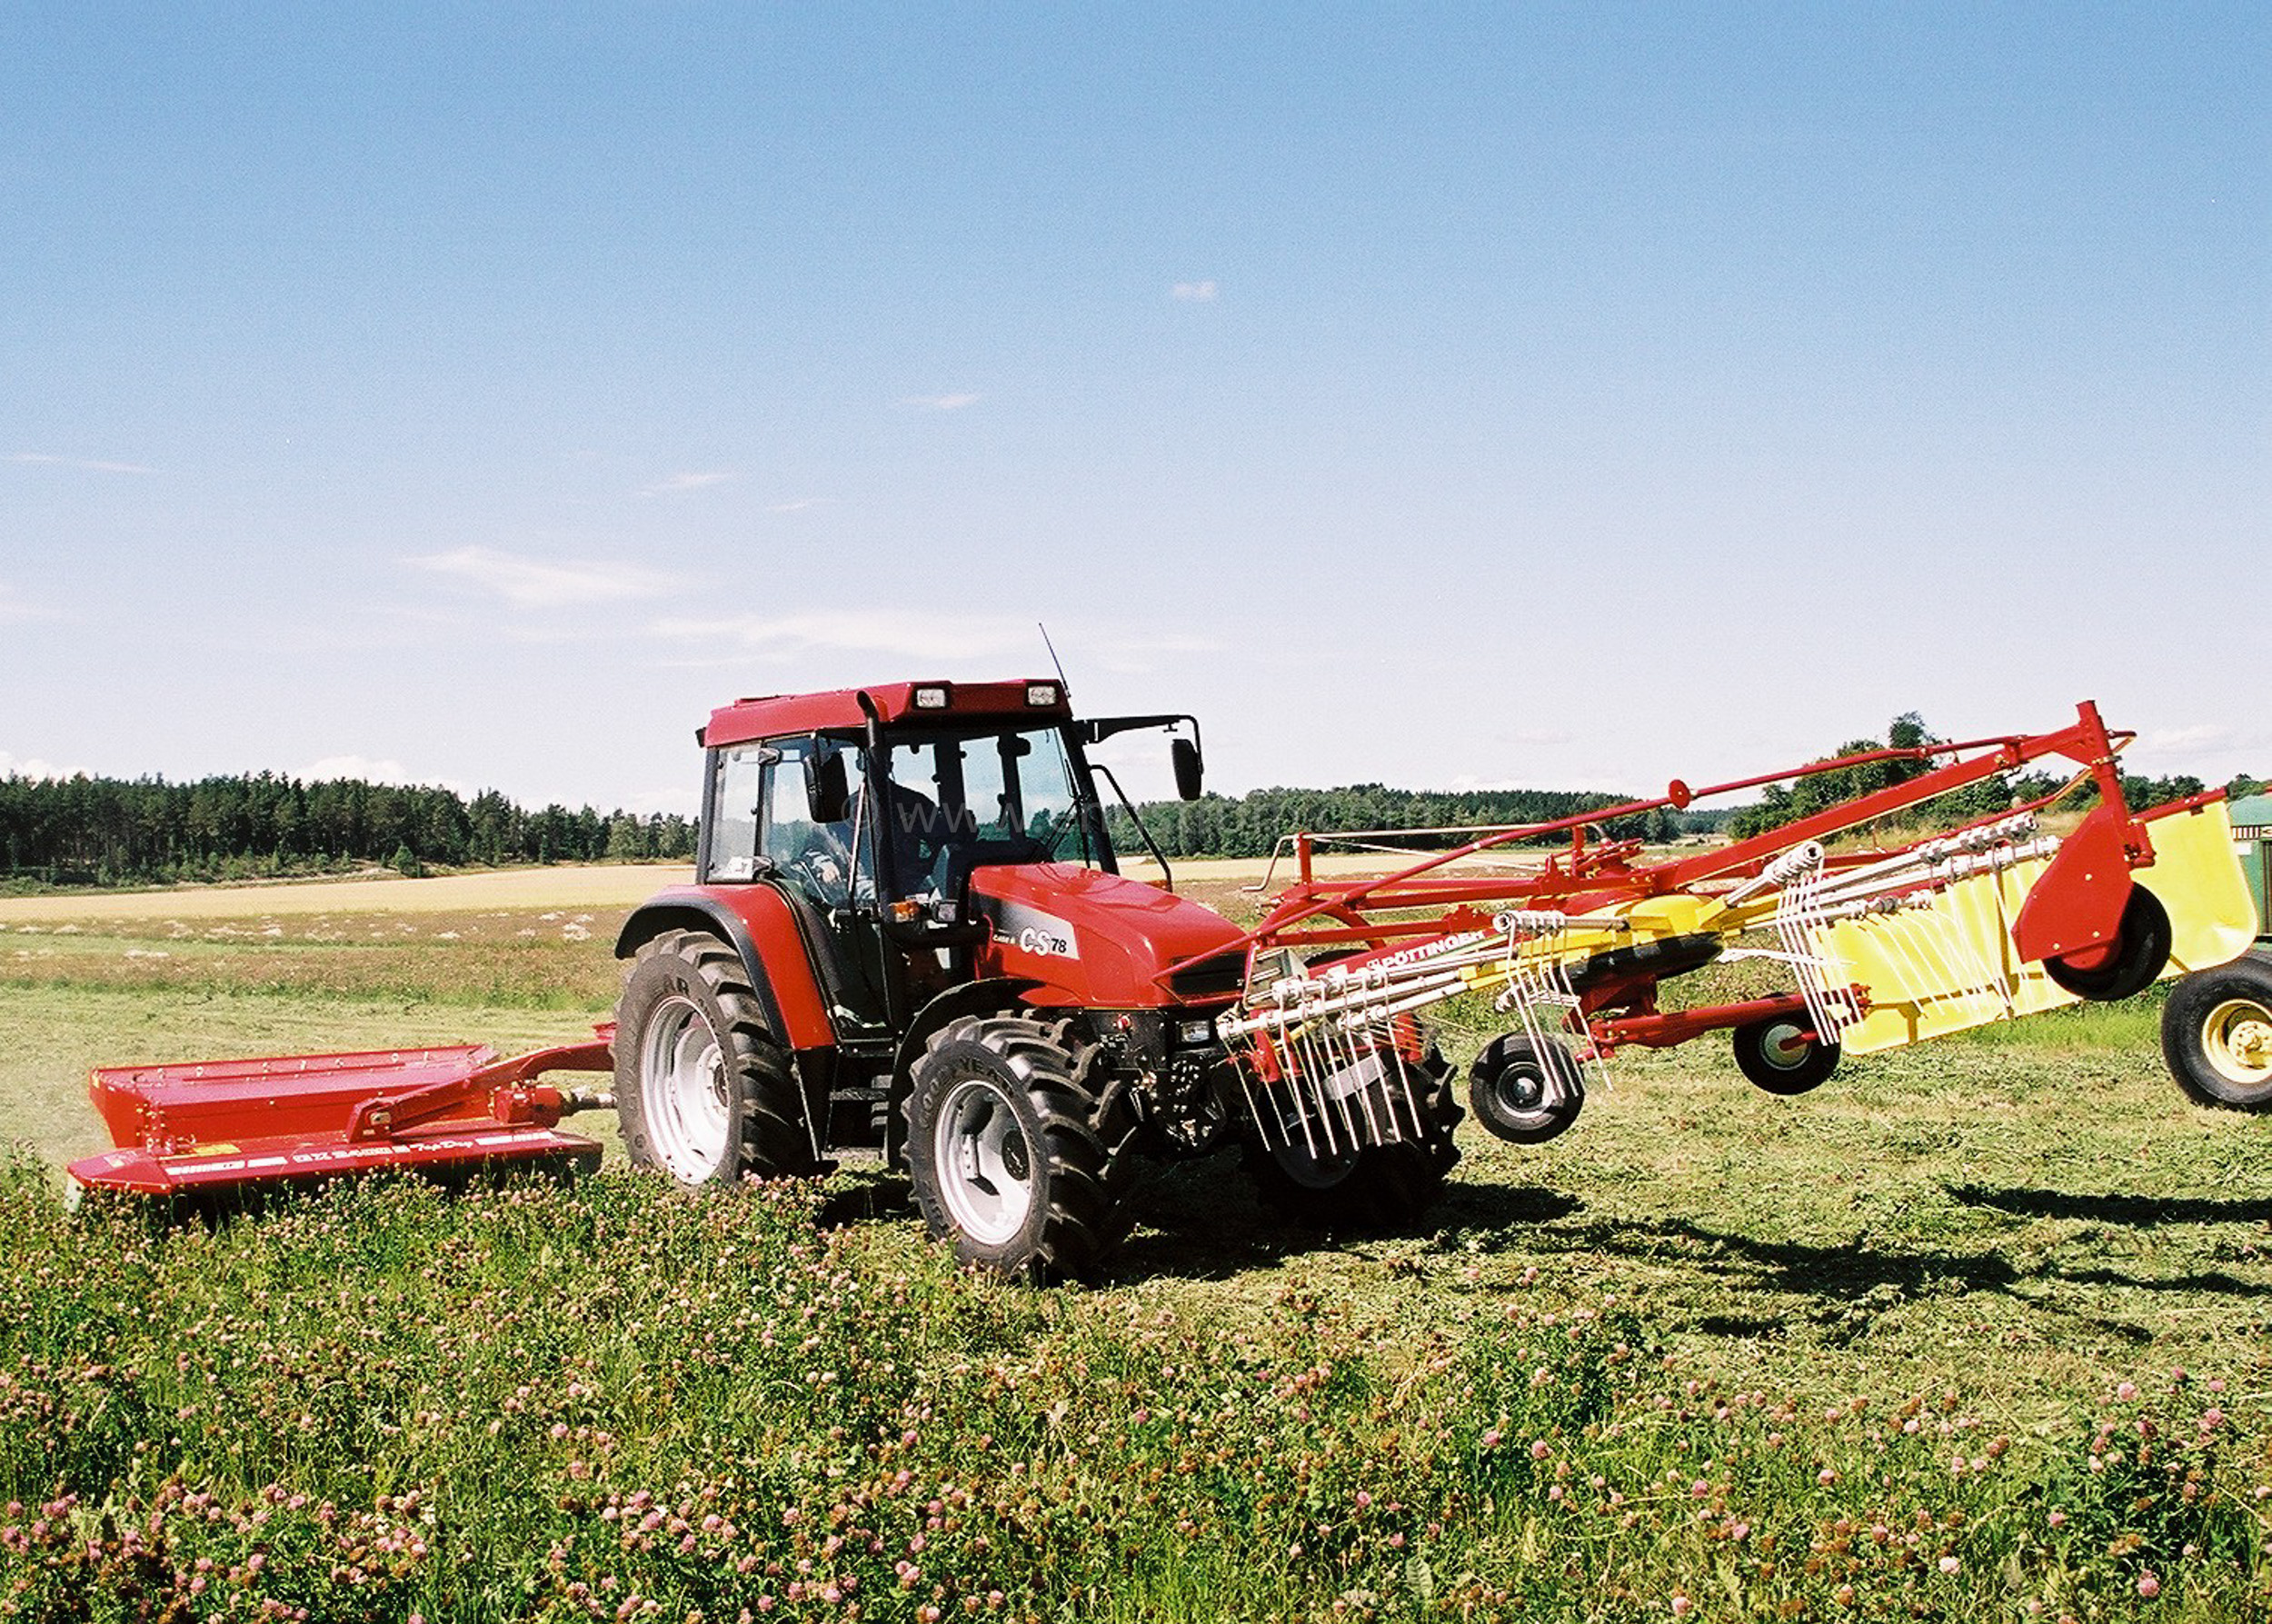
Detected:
left=2162, top=949, right=2272, bottom=1111
left=904, top=1015, right=1137, bottom=1281
left=614, top=929, right=820, bottom=1185
left=1244, top=1046, right=1462, bottom=1231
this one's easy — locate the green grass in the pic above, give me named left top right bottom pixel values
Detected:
left=2, top=907, right=622, bottom=1010
left=6, top=910, right=2272, bottom=1619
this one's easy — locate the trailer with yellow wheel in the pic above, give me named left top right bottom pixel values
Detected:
left=2163, top=794, right=2272, bottom=1110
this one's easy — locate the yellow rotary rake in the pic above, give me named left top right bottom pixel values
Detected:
left=1199, top=702, right=2258, bottom=1151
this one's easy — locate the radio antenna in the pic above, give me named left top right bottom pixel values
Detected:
left=1038, top=623, right=1072, bottom=692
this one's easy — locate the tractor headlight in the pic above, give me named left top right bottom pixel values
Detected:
left=912, top=684, right=951, bottom=710
left=1177, top=1019, right=1218, bottom=1049
left=1026, top=682, right=1060, bottom=707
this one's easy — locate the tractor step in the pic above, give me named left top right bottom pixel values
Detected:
left=68, top=1032, right=616, bottom=1201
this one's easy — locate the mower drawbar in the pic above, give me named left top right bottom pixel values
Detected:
left=66, top=1031, right=617, bottom=1201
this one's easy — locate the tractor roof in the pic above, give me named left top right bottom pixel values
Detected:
left=702, top=680, right=1072, bottom=749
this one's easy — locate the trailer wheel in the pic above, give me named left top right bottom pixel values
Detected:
left=1469, top=1033, right=1586, bottom=1143
left=1730, top=1016, right=1840, bottom=1096
left=2044, top=885, right=2172, bottom=1003
left=1244, top=1046, right=1462, bottom=1231
left=2162, top=950, right=2272, bottom=1111
left=904, top=1015, right=1138, bottom=1281
left=615, top=929, right=820, bottom=1185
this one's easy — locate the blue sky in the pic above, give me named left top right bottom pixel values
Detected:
left=4, top=4, right=2266, bottom=815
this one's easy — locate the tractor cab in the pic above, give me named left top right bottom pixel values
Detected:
left=684, top=681, right=1210, bottom=1048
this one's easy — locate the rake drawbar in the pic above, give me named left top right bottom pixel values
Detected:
left=67, top=1031, right=616, bottom=1200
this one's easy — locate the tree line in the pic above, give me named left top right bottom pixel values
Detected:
left=1103, top=783, right=1703, bottom=861
left=1725, top=712, right=2260, bottom=840
left=11, top=716, right=2255, bottom=890
left=0, top=772, right=695, bottom=889
left=1105, top=712, right=2262, bottom=862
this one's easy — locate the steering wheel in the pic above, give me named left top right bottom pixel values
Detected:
left=794, top=822, right=855, bottom=900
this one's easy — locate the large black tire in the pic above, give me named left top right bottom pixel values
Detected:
left=614, top=929, right=821, bottom=1184
left=903, top=1014, right=1139, bottom=1281
left=1469, top=1033, right=1587, bottom=1142
left=1730, top=1014, right=1840, bottom=1096
left=2162, top=949, right=2272, bottom=1111
left=1243, top=1045, right=1462, bottom=1231
left=2044, top=885, right=2173, bottom=1003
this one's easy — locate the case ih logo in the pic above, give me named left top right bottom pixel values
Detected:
left=989, top=902, right=1081, bottom=961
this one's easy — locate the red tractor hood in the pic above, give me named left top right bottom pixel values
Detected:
left=967, top=864, right=1246, bottom=1009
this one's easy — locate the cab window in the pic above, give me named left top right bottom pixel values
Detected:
left=705, top=745, right=766, bottom=882
left=762, top=738, right=872, bottom=908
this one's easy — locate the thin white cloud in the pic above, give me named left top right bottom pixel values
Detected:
left=0, top=582, right=51, bottom=623
left=2141, top=723, right=2231, bottom=754
left=766, top=497, right=834, bottom=513
left=0, top=750, right=84, bottom=782
left=9, top=452, right=157, bottom=474
left=1171, top=280, right=1219, bottom=302
left=2131, top=722, right=2272, bottom=780
left=1083, top=631, right=1230, bottom=674
left=900, top=393, right=981, bottom=411
left=651, top=610, right=1034, bottom=664
left=407, top=546, right=680, bottom=609
left=641, top=470, right=739, bottom=497
left=299, top=754, right=469, bottom=793
left=621, top=786, right=701, bottom=818
left=645, top=613, right=1234, bottom=682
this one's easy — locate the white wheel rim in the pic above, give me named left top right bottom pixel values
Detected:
left=641, top=993, right=732, bottom=1181
left=933, top=1077, right=1034, bottom=1245
left=2203, top=998, right=2272, bottom=1092
left=1760, top=1022, right=1812, bottom=1070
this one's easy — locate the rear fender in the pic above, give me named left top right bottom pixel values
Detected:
left=615, top=886, right=835, bottom=1051
left=882, top=977, right=1040, bottom=1167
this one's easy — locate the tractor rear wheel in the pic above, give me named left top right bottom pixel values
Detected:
left=1243, top=1045, right=1461, bottom=1232
left=614, top=930, right=820, bottom=1185
left=903, top=1015, right=1139, bottom=1281
left=2162, top=949, right=2272, bottom=1111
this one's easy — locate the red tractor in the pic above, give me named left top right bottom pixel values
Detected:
left=605, top=679, right=1460, bottom=1278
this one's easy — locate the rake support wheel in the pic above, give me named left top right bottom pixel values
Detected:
left=1469, top=1033, right=1587, bottom=1143
left=904, top=1014, right=1139, bottom=1281
left=615, top=929, right=820, bottom=1184
left=2044, top=885, right=2172, bottom=1003
left=1244, top=1045, right=1462, bottom=1231
left=1730, top=1015, right=1841, bottom=1096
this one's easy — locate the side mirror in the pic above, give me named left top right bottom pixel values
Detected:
left=1171, top=737, right=1204, bottom=802
left=805, top=748, right=851, bottom=823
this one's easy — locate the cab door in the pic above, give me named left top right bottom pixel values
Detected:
left=754, top=737, right=895, bottom=1038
